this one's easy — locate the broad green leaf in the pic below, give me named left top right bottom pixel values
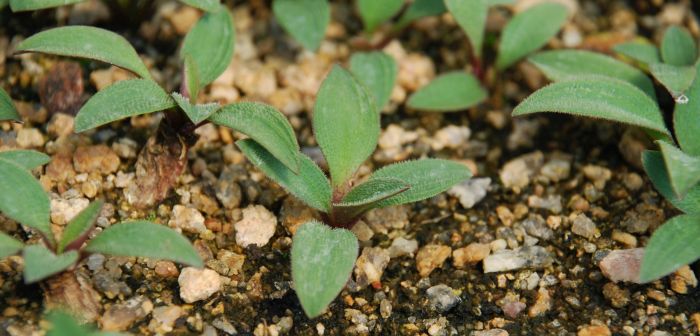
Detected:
left=178, top=0, right=219, bottom=12
left=238, top=139, right=330, bottom=212
left=488, top=0, right=514, bottom=5
left=369, top=159, right=471, bottom=207
left=407, top=72, right=487, bottom=112
left=0, top=158, right=52, bottom=244
left=16, top=26, right=151, bottom=79
left=529, top=50, right=656, bottom=98
left=657, top=141, right=700, bottom=197
left=23, top=245, right=78, bottom=283
left=649, top=63, right=696, bottom=98
left=9, top=0, right=84, bottom=11
left=445, top=0, right=488, bottom=58
left=640, top=214, right=700, bottom=282
left=674, top=62, right=700, bottom=156
left=75, top=79, right=175, bottom=132
left=292, top=221, right=358, bottom=318
left=0, top=87, right=19, bottom=121
left=642, top=151, right=700, bottom=214
left=0, top=232, right=23, bottom=259
left=357, top=0, right=403, bottom=33
left=660, top=26, right=698, bottom=66
left=334, top=177, right=409, bottom=221
left=57, top=200, right=102, bottom=253
left=172, top=92, right=220, bottom=125
left=314, top=65, right=378, bottom=187
left=181, top=6, right=234, bottom=86
left=397, top=0, right=447, bottom=28
left=210, top=102, right=300, bottom=173
left=272, top=0, right=329, bottom=51
left=85, top=221, right=203, bottom=267
left=495, top=3, right=568, bottom=69
left=349, top=51, right=398, bottom=110
left=513, top=77, right=670, bottom=136
left=613, top=41, right=660, bottom=65
left=182, top=54, right=200, bottom=103
left=0, top=150, right=50, bottom=170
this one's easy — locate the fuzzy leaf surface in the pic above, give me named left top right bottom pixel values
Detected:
left=178, top=0, right=220, bottom=12
left=649, top=63, right=696, bottom=98
left=273, top=0, right=329, bottom=50
left=674, top=62, right=700, bottom=156
left=314, top=65, right=378, bottom=187
left=210, top=102, right=300, bottom=173
left=640, top=214, right=700, bottom=282
left=613, top=41, right=660, bottom=65
left=407, top=72, right=487, bottom=112
left=0, top=150, right=50, bottom=170
left=57, top=200, right=102, bottom=253
left=357, top=0, right=403, bottom=33
left=495, top=3, right=567, bottom=69
left=661, top=26, right=698, bottom=66
left=237, top=139, right=331, bottom=212
left=182, top=54, right=200, bottom=102
left=181, top=6, right=234, bottom=86
left=445, top=0, right=488, bottom=58
left=0, top=87, right=19, bottom=121
left=172, top=93, right=220, bottom=125
left=0, top=232, right=23, bottom=259
left=643, top=151, right=700, bottom=214
left=334, top=177, right=409, bottom=221
left=292, top=221, right=358, bottom=318
left=397, top=0, right=446, bottom=28
left=657, top=141, right=700, bottom=197
left=0, top=158, right=52, bottom=244
left=23, top=245, right=78, bottom=283
left=75, top=79, right=175, bottom=132
left=85, top=221, right=203, bottom=267
left=9, top=0, right=84, bottom=11
left=16, top=26, right=151, bottom=79
left=349, top=51, right=397, bottom=110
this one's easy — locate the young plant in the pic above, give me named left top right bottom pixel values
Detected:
left=237, top=65, right=472, bottom=317
left=2, top=0, right=219, bottom=12
left=512, top=25, right=700, bottom=282
left=0, top=151, right=202, bottom=321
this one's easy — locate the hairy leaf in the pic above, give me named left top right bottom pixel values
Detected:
left=0, top=158, right=52, bottom=244
left=397, top=0, right=446, bottom=28
left=513, top=77, right=670, bottom=136
left=657, top=141, right=700, bottom=197
left=57, top=200, right=102, bottom=253
left=182, top=54, right=200, bottom=102
left=445, top=0, right=488, bottom=58
left=661, top=25, right=698, bottom=66
left=178, top=0, right=219, bottom=12
left=407, top=72, right=487, bottom=112
left=181, top=6, right=234, bottom=86
left=643, top=151, right=700, bottom=214
left=0, top=87, right=19, bottom=121
left=370, top=159, right=472, bottom=207
left=613, top=41, right=660, bottom=65
left=237, top=139, right=331, bottom=212
left=640, top=214, right=700, bottom=282
left=0, top=232, right=23, bottom=259
left=172, top=92, right=220, bottom=125
left=357, top=0, right=403, bottom=33
left=0, top=150, right=50, bottom=170
left=674, top=62, right=700, bottom=156
left=23, top=245, right=78, bottom=283
left=488, top=0, right=514, bottom=5
left=16, top=26, right=151, bottom=79
left=495, top=3, right=568, bottom=69
left=273, top=0, right=329, bottom=51
left=75, top=79, right=175, bottom=132
left=86, top=221, right=203, bottom=267
left=349, top=51, right=397, bottom=110
left=292, top=221, right=358, bottom=318
left=314, top=65, right=378, bottom=187
left=9, top=0, right=84, bottom=11
left=649, top=63, right=696, bottom=98
left=210, top=102, right=300, bottom=173
left=334, top=177, right=409, bottom=221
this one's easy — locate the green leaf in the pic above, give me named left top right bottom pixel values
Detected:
left=0, top=0, right=7, bottom=9
left=640, top=214, right=700, bottom=283
left=649, top=63, right=696, bottom=98
left=613, top=41, right=660, bottom=65
left=513, top=77, right=670, bottom=136
left=369, top=159, right=472, bottom=207
left=57, top=200, right=102, bottom=253
left=0, top=232, right=23, bottom=259
left=75, top=79, right=175, bottom=132
left=16, top=26, right=151, bottom=79
left=445, top=0, right=488, bottom=58
left=349, top=51, right=398, bottom=110
left=291, top=221, right=358, bottom=318
left=172, top=92, right=220, bottom=125
left=495, top=3, right=568, bottom=69
left=0, top=150, right=50, bottom=170
left=237, top=139, right=331, bottom=212
left=487, top=0, right=514, bottom=5
left=357, top=0, right=403, bottom=33
left=85, top=221, right=203, bottom=267
left=178, top=0, right=220, bottom=12
left=272, top=0, right=329, bottom=51
left=407, top=72, right=487, bottom=112
left=334, top=177, right=409, bottom=221
left=23, top=245, right=78, bottom=283
left=182, top=54, right=200, bottom=102
left=210, top=102, right=300, bottom=173
left=660, top=25, right=698, bottom=66
left=0, top=87, right=19, bottom=121
left=45, top=310, right=128, bottom=336
left=657, top=141, right=700, bottom=197
left=9, top=0, right=84, bottom=11
left=397, top=0, right=446, bottom=28
left=674, top=62, right=700, bottom=156
left=0, top=158, right=52, bottom=244
left=642, top=151, right=700, bottom=215
left=181, top=6, right=234, bottom=86
left=314, top=65, right=378, bottom=187
left=528, top=50, right=656, bottom=98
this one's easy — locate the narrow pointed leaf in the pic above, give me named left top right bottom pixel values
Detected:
left=407, top=72, right=487, bottom=112
left=237, top=139, right=331, bottom=212
left=0, top=150, right=50, bottom=170
left=640, top=214, right=700, bottom=282
left=183, top=54, right=200, bottom=102
left=649, top=63, right=696, bottom=98
left=0, top=158, right=52, bottom=244
left=0, top=87, right=19, bottom=121
left=613, top=41, right=660, bottom=65
left=674, top=62, right=700, bottom=156
left=178, top=0, right=220, bottom=12
left=334, top=178, right=410, bottom=220
left=23, top=245, right=78, bottom=283
left=181, top=6, right=234, bottom=86
left=57, top=200, right=103, bottom=253
left=172, top=92, right=220, bottom=125
left=528, top=50, right=656, bottom=98
left=446, top=0, right=488, bottom=58
left=397, top=0, right=447, bottom=28
left=210, top=102, right=300, bottom=173
left=357, top=0, right=403, bottom=33
left=661, top=26, right=698, bottom=66
left=273, top=0, right=329, bottom=51
left=85, top=221, right=203, bottom=267
left=75, top=79, right=175, bottom=132
left=349, top=51, right=398, bottom=110
left=369, top=159, right=471, bottom=207
left=292, top=221, right=358, bottom=318
left=513, top=77, right=670, bottom=136
left=16, top=26, right=151, bottom=79
left=657, top=141, right=700, bottom=197
left=314, top=65, right=378, bottom=187
left=10, top=0, right=84, bottom=12
left=495, top=3, right=568, bottom=69
left=0, top=232, right=23, bottom=259
left=642, top=151, right=700, bottom=214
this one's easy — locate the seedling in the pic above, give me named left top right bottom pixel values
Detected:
left=1, top=0, right=219, bottom=13
left=512, top=25, right=700, bottom=282
left=237, top=65, right=471, bottom=317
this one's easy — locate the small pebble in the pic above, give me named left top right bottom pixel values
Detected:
left=234, top=205, right=277, bottom=247
left=426, top=284, right=461, bottom=312
left=178, top=267, right=222, bottom=303
left=416, top=244, right=452, bottom=278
